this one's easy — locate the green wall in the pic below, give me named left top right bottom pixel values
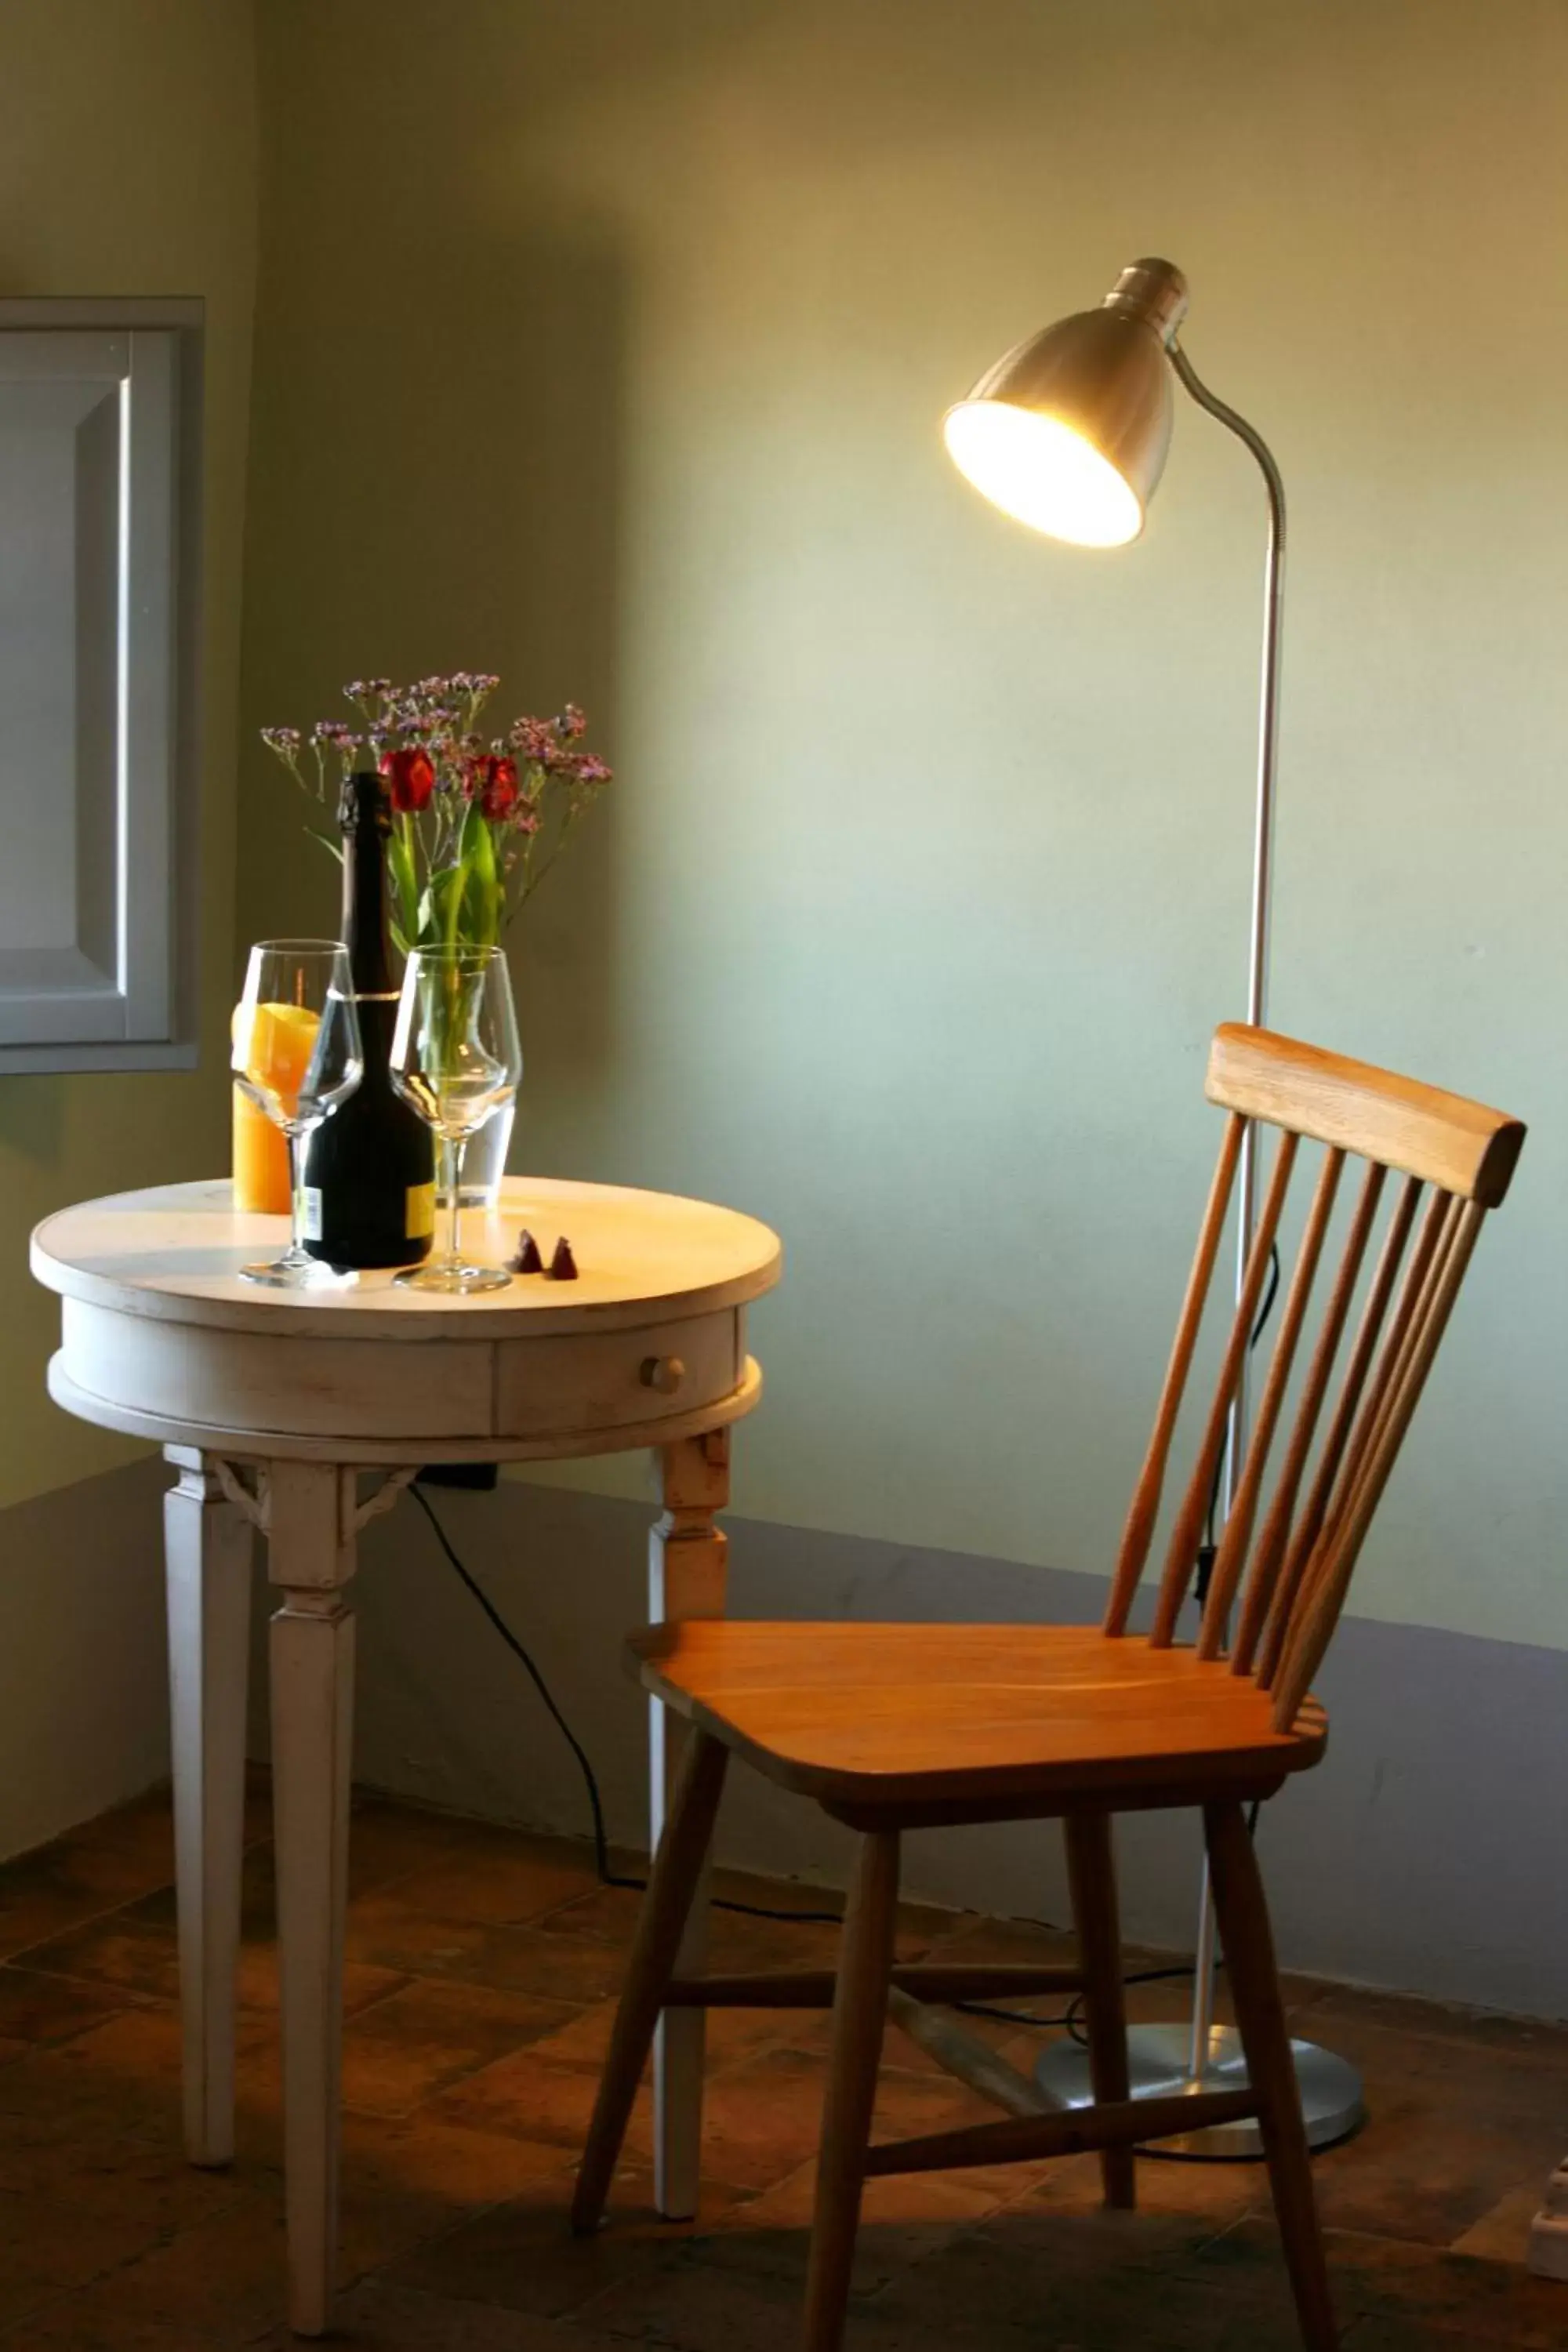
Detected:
left=0, top=0, right=256, bottom=1854
left=0, top=0, right=257, bottom=1510
left=241, top=0, right=1566, bottom=1656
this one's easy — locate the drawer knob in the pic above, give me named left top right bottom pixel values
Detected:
left=641, top=1355, right=686, bottom=1396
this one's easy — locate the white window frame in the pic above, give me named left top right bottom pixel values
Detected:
left=0, top=297, right=203, bottom=1074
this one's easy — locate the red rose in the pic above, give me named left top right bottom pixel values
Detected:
left=478, top=755, right=519, bottom=821
left=381, top=746, right=436, bottom=813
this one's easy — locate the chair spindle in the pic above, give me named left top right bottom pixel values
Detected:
left=1103, top=1112, right=1245, bottom=1638
left=1232, top=1159, right=1386, bottom=1676
left=1149, top=1131, right=1299, bottom=1649
left=1254, top=1173, right=1422, bottom=1689
left=1196, top=1148, right=1345, bottom=1661
left=1271, top=1198, right=1487, bottom=1726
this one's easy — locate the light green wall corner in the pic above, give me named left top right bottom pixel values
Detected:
left=0, top=0, right=258, bottom=1512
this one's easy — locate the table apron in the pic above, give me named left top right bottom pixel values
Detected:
left=58, top=1294, right=746, bottom=1446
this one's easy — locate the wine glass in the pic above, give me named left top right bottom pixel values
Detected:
left=231, top=940, right=364, bottom=1288
left=390, top=945, right=522, bottom=1294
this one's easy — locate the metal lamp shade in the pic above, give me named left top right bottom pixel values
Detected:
left=944, top=262, right=1186, bottom=547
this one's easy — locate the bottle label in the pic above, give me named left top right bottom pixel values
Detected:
left=299, top=1185, right=324, bottom=1242
left=406, top=1182, right=436, bottom=1240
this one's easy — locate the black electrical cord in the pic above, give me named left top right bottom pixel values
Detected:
left=412, top=1256, right=1279, bottom=1995
left=408, top=1480, right=844, bottom=1926
left=1202, top=1240, right=1283, bottom=1561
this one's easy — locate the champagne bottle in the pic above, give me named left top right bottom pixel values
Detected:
left=303, top=772, right=435, bottom=1269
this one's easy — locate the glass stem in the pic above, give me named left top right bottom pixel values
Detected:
left=441, top=1133, right=463, bottom=1267
left=288, top=1129, right=310, bottom=1263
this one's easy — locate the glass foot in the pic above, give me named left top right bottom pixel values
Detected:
left=393, top=1260, right=512, bottom=1296
left=239, top=1255, right=356, bottom=1290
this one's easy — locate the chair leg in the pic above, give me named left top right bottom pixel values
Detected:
left=572, top=1730, right=729, bottom=2234
left=1064, top=1809, right=1134, bottom=2209
left=802, top=1828, right=900, bottom=2352
left=1204, top=1802, right=1338, bottom=2352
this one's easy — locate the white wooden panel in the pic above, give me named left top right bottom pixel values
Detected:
left=0, top=326, right=180, bottom=1051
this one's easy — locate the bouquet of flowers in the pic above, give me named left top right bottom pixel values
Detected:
left=262, top=672, right=612, bottom=951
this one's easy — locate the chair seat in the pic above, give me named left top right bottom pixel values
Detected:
left=630, top=1621, right=1327, bottom=1816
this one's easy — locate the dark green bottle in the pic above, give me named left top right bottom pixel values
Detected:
left=303, top=772, right=435, bottom=1270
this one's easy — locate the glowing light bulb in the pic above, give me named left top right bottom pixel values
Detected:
left=943, top=401, right=1144, bottom=549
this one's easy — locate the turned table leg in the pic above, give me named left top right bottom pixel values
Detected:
left=266, top=1460, right=358, bottom=2339
left=648, top=1428, right=731, bottom=2220
left=164, top=1446, right=254, bottom=2169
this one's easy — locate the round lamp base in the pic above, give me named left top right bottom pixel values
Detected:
left=1033, top=2024, right=1365, bottom=2158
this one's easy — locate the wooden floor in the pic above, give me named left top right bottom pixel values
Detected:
left=0, top=1778, right=1560, bottom=2348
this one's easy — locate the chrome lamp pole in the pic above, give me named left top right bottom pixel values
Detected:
left=943, top=259, right=1363, bottom=2154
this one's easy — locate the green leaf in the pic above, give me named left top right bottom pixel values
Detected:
left=388, top=822, right=419, bottom=951
left=458, top=803, right=501, bottom=946
left=423, top=865, right=463, bottom=946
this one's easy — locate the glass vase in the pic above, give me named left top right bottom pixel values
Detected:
left=437, top=1099, right=514, bottom=1210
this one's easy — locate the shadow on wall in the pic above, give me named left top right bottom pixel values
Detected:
left=502, top=220, right=629, bottom=1122
left=241, top=206, right=630, bottom=1117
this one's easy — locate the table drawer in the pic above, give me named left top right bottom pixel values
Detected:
left=493, top=1307, right=742, bottom=1438
left=59, top=1298, right=494, bottom=1439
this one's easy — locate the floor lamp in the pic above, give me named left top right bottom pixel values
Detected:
left=943, top=256, right=1363, bottom=2154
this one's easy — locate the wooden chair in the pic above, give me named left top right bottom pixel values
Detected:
left=572, top=1025, right=1526, bottom=2352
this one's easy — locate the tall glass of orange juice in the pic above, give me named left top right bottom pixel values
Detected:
left=231, top=1000, right=321, bottom=1212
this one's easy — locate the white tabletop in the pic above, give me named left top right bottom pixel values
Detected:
left=31, top=1176, right=783, bottom=1341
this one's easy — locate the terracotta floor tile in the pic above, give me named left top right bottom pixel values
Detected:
left=337, top=2114, right=572, bottom=2285
left=609, top=2039, right=1014, bottom=2196
left=1022, top=2142, right=1264, bottom=2230
left=0, top=1807, right=177, bottom=1962
left=13, top=1905, right=405, bottom=2020
left=1288, top=2024, right=1567, bottom=2245
left=1303, top=1981, right=1568, bottom=2071
left=343, top=1977, right=580, bottom=2116
left=572, top=2236, right=842, bottom=2352
left=0, top=2009, right=187, bottom=2140
left=0, top=2190, right=290, bottom=2348
left=1449, top=2181, right=1548, bottom=2263
left=0, top=1962, right=145, bottom=2045
left=538, top=1880, right=661, bottom=1948
left=0, top=2190, right=191, bottom=2328
left=866, top=2207, right=1306, bottom=2350
left=257, top=2278, right=633, bottom=2349
left=346, top=1891, right=632, bottom=2004
left=920, top=1913, right=1080, bottom=1967
left=1295, top=2223, right=1568, bottom=2347
left=346, top=1800, right=569, bottom=1897
left=430, top=2045, right=640, bottom=2152
left=387, top=2161, right=744, bottom=2319
left=713, top=2157, right=1025, bottom=2296
left=529, top=1987, right=806, bottom=2071
left=365, top=1833, right=604, bottom=1926
left=0, top=1790, right=1563, bottom=2351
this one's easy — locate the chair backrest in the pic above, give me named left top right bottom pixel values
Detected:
left=1102, top=1025, right=1525, bottom=1729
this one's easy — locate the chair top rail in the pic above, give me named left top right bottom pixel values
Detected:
left=1205, top=1025, right=1524, bottom=1206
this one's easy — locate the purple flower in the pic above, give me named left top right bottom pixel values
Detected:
left=508, top=716, right=555, bottom=761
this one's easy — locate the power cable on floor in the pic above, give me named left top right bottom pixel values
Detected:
left=408, top=1480, right=844, bottom=1926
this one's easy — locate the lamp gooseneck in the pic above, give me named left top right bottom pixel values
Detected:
left=1167, top=340, right=1286, bottom=1040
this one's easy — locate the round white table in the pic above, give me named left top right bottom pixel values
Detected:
left=31, top=1175, right=782, bottom=2336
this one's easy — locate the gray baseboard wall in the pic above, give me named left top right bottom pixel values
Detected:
left=333, top=1475, right=1568, bottom=2022
left=5, top=1457, right=1557, bottom=2022
left=0, top=1456, right=172, bottom=1862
